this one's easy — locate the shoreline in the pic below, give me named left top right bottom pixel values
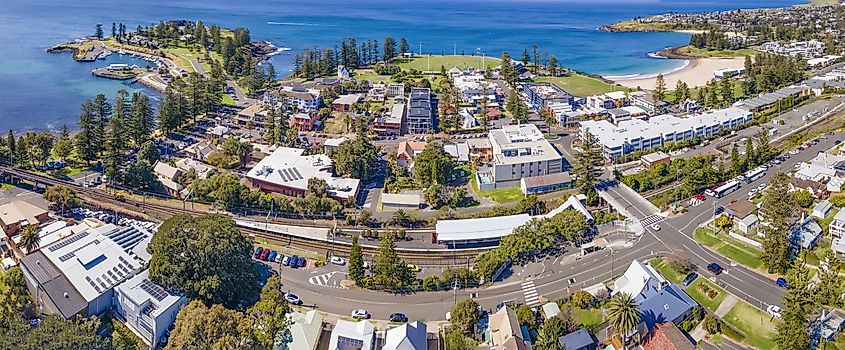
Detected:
left=607, top=50, right=745, bottom=90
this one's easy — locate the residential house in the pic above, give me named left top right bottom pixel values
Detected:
left=153, top=161, right=183, bottom=197
left=112, top=270, right=188, bottom=349
left=790, top=213, right=823, bottom=251
left=613, top=261, right=698, bottom=332
left=642, top=323, right=694, bottom=350
left=813, top=200, right=833, bottom=219
left=286, top=310, right=323, bottom=350
left=396, top=141, right=427, bottom=168
left=830, top=209, right=845, bottom=238
left=0, top=201, right=49, bottom=236
left=324, top=137, right=349, bottom=153
left=382, top=321, right=427, bottom=350
left=558, top=328, right=597, bottom=350
left=812, top=309, right=845, bottom=344
left=205, top=125, right=230, bottom=140
left=290, top=112, right=321, bottom=132
left=790, top=178, right=828, bottom=199
left=387, top=83, right=405, bottom=98
left=489, top=306, right=532, bottom=350
left=332, top=94, right=362, bottom=112
left=444, top=142, right=470, bottom=163
left=725, top=199, right=759, bottom=234
left=328, top=319, right=375, bottom=350
left=174, top=158, right=213, bottom=179
left=542, top=302, right=561, bottom=320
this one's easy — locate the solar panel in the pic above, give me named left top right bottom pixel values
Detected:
left=49, top=231, right=90, bottom=252
left=139, top=279, right=169, bottom=302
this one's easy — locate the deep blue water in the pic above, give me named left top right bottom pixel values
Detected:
left=1, top=0, right=806, bottom=131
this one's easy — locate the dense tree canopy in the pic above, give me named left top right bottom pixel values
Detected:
left=412, top=143, right=455, bottom=186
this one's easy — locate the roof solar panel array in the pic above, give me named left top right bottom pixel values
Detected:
left=139, top=279, right=169, bottom=302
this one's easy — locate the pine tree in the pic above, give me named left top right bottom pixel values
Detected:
left=54, top=125, right=72, bottom=162
left=373, top=232, right=408, bottom=289
left=91, top=93, right=112, bottom=155
left=75, top=100, right=99, bottom=165
left=6, top=130, right=14, bottom=165
left=654, top=74, right=666, bottom=101
left=574, top=131, right=604, bottom=206
left=130, top=92, right=154, bottom=145
left=399, top=37, right=409, bottom=56
left=104, top=116, right=127, bottom=183
left=348, top=236, right=364, bottom=284
left=760, top=173, right=796, bottom=274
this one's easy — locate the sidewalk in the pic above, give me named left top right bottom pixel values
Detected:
left=715, top=294, right=739, bottom=317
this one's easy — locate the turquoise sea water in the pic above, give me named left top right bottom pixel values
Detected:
left=0, top=0, right=805, bottom=131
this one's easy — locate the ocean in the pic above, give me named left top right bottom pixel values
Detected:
left=0, top=0, right=806, bottom=131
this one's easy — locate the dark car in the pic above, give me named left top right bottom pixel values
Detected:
left=682, top=272, right=698, bottom=287
left=707, top=263, right=723, bottom=275
left=290, top=255, right=299, bottom=268
left=776, top=277, right=790, bottom=289
left=267, top=251, right=277, bottom=262
left=389, top=312, right=408, bottom=323
left=297, top=257, right=306, bottom=267
left=254, top=247, right=264, bottom=259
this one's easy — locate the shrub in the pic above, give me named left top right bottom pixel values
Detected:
left=668, top=256, right=694, bottom=274
left=571, top=290, right=595, bottom=309
left=423, top=275, right=441, bottom=291
left=681, top=320, right=692, bottom=332
left=703, top=315, right=721, bottom=334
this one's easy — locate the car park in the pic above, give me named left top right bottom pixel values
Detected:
left=285, top=293, right=303, bottom=305
left=776, top=277, right=790, bottom=289
left=351, top=309, right=370, bottom=319
left=767, top=305, right=782, bottom=318
left=682, top=272, right=698, bottom=287
left=389, top=312, right=408, bottom=323
left=707, top=263, right=723, bottom=275
left=331, top=256, right=346, bottom=265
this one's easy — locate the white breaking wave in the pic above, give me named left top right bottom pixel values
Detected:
left=603, top=59, right=690, bottom=81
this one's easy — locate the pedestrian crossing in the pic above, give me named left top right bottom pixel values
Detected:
left=308, top=272, right=343, bottom=289
left=521, top=281, right=540, bottom=307
left=640, top=214, right=663, bottom=226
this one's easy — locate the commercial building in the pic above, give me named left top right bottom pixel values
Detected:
left=407, top=88, right=436, bottom=134
left=329, top=319, right=375, bottom=350
left=479, top=124, right=564, bottom=189
left=520, top=172, right=571, bottom=195
left=640, top=151, right=670, bottom=169
left=733, top=85, right=813, bottom=112
left=0, top=200, right=49, bottom=236
left=381, top=193, right=422, bottom=210
left=372, top=103, right=404, bottom=135
left=19, top=223, right=152, bottom=319
left=246, top=147, right=360, bottom=202
left=235, top=104, right=269, bottom=128
left=112, top=270, right=187, bottom=349
left=523, top=82, right=572, bottom=111
left=278, top=88, right=322, bottom=112
left=629, top=91, right=663, bottom=115
left=579, top=108, right=753, bottom=159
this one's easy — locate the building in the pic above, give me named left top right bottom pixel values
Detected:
left=246, top=147, right=360, bottom=202
left=489, top=306, right=532, bottom=350
left=332, top=94, right=362, bottom=112
left=642, top=323, right=694, bottom=350
left=523, top=82, right=572, bottom=111
left=725, top=199, right=758, bottom=234
left=396, top=141, right=427, bottom=168
left=328, top=319, right=375, bottom=350
left=444, top=142, right=470, bottom=163
left=480, top=124, right=564, bottom=189
left=453, top=72, right=497, bottom=104
left=0, top=200, right=49, bottom=236
left=790, top=213, right=823, bottom=251
left=558, top=329, right=597, bottom=350
left=542, top=302, right=561, bottom=319
left=382, top=321, right=427, bottom=350
left=112, top=270, right=187, bottom=349
left=205, top=125, right=230, bottom=140
left=290, top=112, right=321, bottom=132
left=612, top=260, right=669, bottom=303
left=813, top=200, right=833, bottom=219
left=407, top=88, right=435, bottom=134
left=629, top=91, right=663, bottom=115
left=372, top=103, right=404, bottom=135
left=153, top=161, right=183, bottom=197
left=733, top=85, right=812, bottom=112
left=279, top=88, right=322, bottom=112
left=381, top=193, right=422, bottom=210
left=714, top=67, right=745, bottom=79
left=286, top=310, right=323, bottom=350
left=324, top=137, right=349, bottom=153
left=387, top=83, right=405, bottom=98
left=520, top=172, right=572, bottom=195
left=19, top=223, right=152, bottom=319
left=235, top=104, right=269, bottom=128
left=337, top=65, right=350, bottom=79
left=580, top=108, right=753, bottom=159
left=829, top=209, right=845, bottom=238
left=69, top=170, right=103, bottom=188
left=174, top=157, right=213, bottom=179
left=641, top=151, right=670, bottom=169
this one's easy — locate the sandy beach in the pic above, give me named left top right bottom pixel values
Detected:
left=611, top=57, right=745, bottom=90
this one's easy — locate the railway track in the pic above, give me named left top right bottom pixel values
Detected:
left=1, top=166, right=486, bottom=265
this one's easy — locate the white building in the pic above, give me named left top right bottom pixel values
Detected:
left=612, top=259, right=668, bottom=303
left=453, top=73, right=497, bottom=104
left=830, top=210, right=845, bottom=238
left=382, top=321, right=427, bottom=350
left=278, top=87, right=322, bottom=112
left=245, top=147, right=360, bottom=202
left=482, top=124, right=564, bottom=188
left=113, top=270, right=187, bottom=349
left=580, top=108, right=753, bottom=159
left=286, top=310, right=324, bottom=350
left=329, top=319, right=375, bottom=350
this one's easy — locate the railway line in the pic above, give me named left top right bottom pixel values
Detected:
left=0, top=166, right=486, bottom=265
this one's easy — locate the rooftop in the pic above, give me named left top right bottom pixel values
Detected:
left=329, top=319, right=374, bottom=350
left=0, top=200, right=48, bottom=229
left=612, top=260, right=668, bottom=303
left=383, top=321, right=427, bottom=350
left=490, top=124, right=562, bottom=165
left=246, top=147, right=360, bottom=200
left=115, top=270, right=185, bottom=318
left=436, top=214, right=532, bottom=242
left=333, top=93, right=362, bottom=106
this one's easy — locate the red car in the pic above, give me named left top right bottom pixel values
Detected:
left=260, top=249, right=271, bottom=261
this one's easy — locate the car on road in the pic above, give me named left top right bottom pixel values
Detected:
left=389, top=312, right=408, bottom=323
left=776, top=277, right=790, bottom=289
left=351, top=309, right=370, bottom=319
left=285, top=293, right=303, bottom=305
left=650, top=223, right=661, bottom=231
left=758, top=183, right=767, bottom=190
left=767, top=305, right=782, bottom=318
left=682, top=272, right=698, bottom=287
left=406, top=264, right=421, bottom=272
left=330, top=256, right=347, bottom=265
left=282, top=255, right=290, bottom=266
left=707, top=263, right=723, bottom=275
left=254, top=247, right=264, bottom=259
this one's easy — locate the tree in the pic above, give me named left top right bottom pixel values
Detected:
left=54, top=125, right=72, bottom=161
left=792, top=189, right=814, bottom=208
left=44, top=185, right=80, bottom=213
left=450, top=299, right=480, bottom=335
left=774, top=266, right=815, bottom=350
left=516, top=304, right=537, bottom=329
left=606, top=292, right=640, bottom=349
left=444, top=328, right=468, bottom=350
left=137, top=140, right=160, bottom=164
left=760, top=173, right=796, bottom=274
left=536, top=313, right=578, bottom=350
left=372, top=231, right=410, bottom=289
left=574, top=131, right=604, bottom=205
left=0, top=313, right=107, bottom=350
left=815, top=252, right=843, bottom=306
left=383, top=36, right=397, bottom=61
left=95, top=23, right=103, bottom=39
left=148, top=214, right=260, bottom=308
left=714, top=214, right=733, bottom=233
left=166, top=301, right=244, bottom=350
left=548, top=55, right=558, bottom=76
left=654, top=74, right=666, bottom=101
left=412, top=143, right=455, bottom=186
left=18, top=225, right=40, bottom=253
left=348, top=236, right=365, bottom=284
left=0, top=267, right=31, bottom=313
left=391, top=209, right=411, bottom=227
left=91, top=93, right=112, bottom=155
left=675, top=80, right=690, bottom=102
left=399, top=37, right=409, bottom=56
left=238, top=275, right=290, bottom=349
left=332, top=134, right=377, bottom=180
left=130, top=92, right=155, bottom=145
left=75, top=100, right=99, bottom=164
left=571, top=290, right=595, bottom=309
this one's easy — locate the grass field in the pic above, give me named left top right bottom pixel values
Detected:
left=678, top=45, right=759, bottom=58
left=723, top=301, right=779, bottom=350
left=685, top=279, right=726, bottom=312
left=694, top=228, right=764, bottom=269
left=469, top=169, right=524, bottom=203
left=571, top=306, right=604, bottom=328
left=607, top=21, right=682, bottom=32
left=649, top=258, right=686, bottom=284
left=395, top=55, right=500, bottom=72
left=352, top=69, right=390, bottom=83
left=533, top=74, right=630, bottom=97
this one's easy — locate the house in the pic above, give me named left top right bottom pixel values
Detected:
left=795, top=163, right=837, bottom=183
left=489, top=306, right=532, bottom=350
left=641, top=152, right=670, bottom=169
left=113, top=270, right=188, bottom=349
left=387, top=83, right=405, bottom=98
left=174, top=157, right=213, bottom=179
left=235, top=104, right=268, bottom=128
left=790, top=178, right=828, bottom=199
left=328, top=319, right=375, bottom=350
left=372, top=103, right=405, bottom=135
left=790, top=213, right=823, bottom=251
left=245, top=147, right=360, bottom=202
left=642, top=323, right=694, bottom=350
left=444, top=142, right=470, bottom=163
left=558, top=328, right=597, bottom=350
left=612, top=260, right=668, bottom=303
left=382, top=321, right=427, bottom=350
left=738, top=214, right=759, bottom=235
left=381, top=193, right=422, bottom=210
left=830, top=209, right=845, bottom=238
left=725, top=199, right=758, bottom=234
left=613, top=261, right=698, bottom=332
left=396, top=141, right=427, bottom=168
left=332, top=94, right=363, bottom=112
left=290, top=112, right=321, bottom=132
left=205, top=125, right=230, bottom=140
left=324, top=137, right=349, bottom=153
left=813, top=200, right=834, bottom=219
left=286, top=310, right=323, bottom=350
left=153, top=161, right=183, bottom=197
left=0, top=201, right=49, bottom=236
left=813, top=309, right=845, bottom=343
left=520, top=172, right=572, bottom=195
left=337, top=65, right=350, bottom=79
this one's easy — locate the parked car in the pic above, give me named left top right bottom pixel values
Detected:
left=267, top=251, right=277, bottom=262
left=351, top=309, right=370, bottom=319
left=290, top=255, right=299, bottom=268
left=362, top=261, right=371, bottom=269
left=275, top=254, right=284, bottom=263
left=776, top=277, right=790, bottom=289
left=285, top=293, right=303, bottom=305
left=389, top=312, right=408, bottom=323
left=330, top=256, right=347, bottom=265
left=297, top=257, right=307, bottom=267
left=254, top=247, right=264, bottom=259
left=282, top=255, right=291, bottom=266
left=406, top=264, right=421, bottom=272
left=682, top=272, right=698, bottom=287
left=260, top=249, right=271, bottom=261
left=767, top=305, right=782, bottom=318
left=707, top=263, right=723, bottom=275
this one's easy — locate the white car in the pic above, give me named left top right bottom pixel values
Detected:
left=766, top=305, right=782, bottom=318
left=285, top=293, right=303, bottom=305
left=757, top=183, right=767, bottom=190
left=330, top=256, right=347, bottom=265
left=650, top=223, right=661, bottom=231
left=789, top=150, right=800, bottom=155
left=351, top=309, right=370, bottom=319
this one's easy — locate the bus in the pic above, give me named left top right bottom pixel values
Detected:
left=743, top=167, right=766, bottom=184
left=710, top=180, right=741, bottom=198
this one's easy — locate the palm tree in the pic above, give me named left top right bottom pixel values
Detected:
left=19, top=225, right=41, bottom=253
left=391, top=209, right=410, bottom=227
left=606, top=292, right=641, bottom=349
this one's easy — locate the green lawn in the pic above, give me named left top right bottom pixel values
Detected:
left=352, top=69, right=390, bottom=83
left=571, top=306, right=604, bottom=328
left=222, top=93, right=236, bottom=107
left=395, top=55, right=500, bottom=72
left=533, top=74, right=630, bottom=97
left=649, top=258, right=685, bottom=284
left=469, top=169, right=524, bottom=203
left=723, top=301, right=779, bottom=350
left=678, top=45, right=759, bottom=58
left=694, top=228, right=764, bottom=269
left=685, top=279, right=726, bottom=312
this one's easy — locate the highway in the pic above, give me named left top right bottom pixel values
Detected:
left=275, top=126, right=845, bottom=322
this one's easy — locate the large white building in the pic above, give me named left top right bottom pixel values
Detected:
left=329, top=319, right=376, bottom=350
left=19, top=223, right=153, bottom=319
left=113, top=270, right=187, bottom=349
left=246, top=147, right=360, bottom=202
left=452, top=72, right=497, bottom=104
left=579, top=108, right=753, bottom=159
left=480, top=124, right=565, bottom=188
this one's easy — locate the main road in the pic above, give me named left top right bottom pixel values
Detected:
left=277, top=126, right=845, bottom=322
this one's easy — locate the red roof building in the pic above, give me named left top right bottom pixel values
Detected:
left=642, top=323, right=694, bottom=350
